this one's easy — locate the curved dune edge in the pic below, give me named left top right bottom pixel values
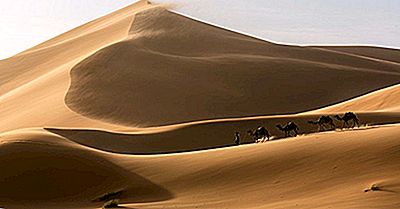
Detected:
left=0, top=0, right=399, bottom=208
left=0, top=0, right=398, bottom=133
left=116, top=124, right=400, bottom=209
left=0, top=128, right=173, bottom=209
left=0, top=1, right=156, bottom=133
left=64, top=5, right=400, bottom=127
left=45, top=112, right=400, bottom=154
left=1, top=124, right=400, bottom=208
left=305, top=83, right=400, bottom=114
left=313, top=45, right=400, bottom=64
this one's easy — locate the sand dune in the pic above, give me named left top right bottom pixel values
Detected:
left=318, top=45, right=400, bottom=64
left=1, top=125, right=400, bottom=209
left=0, top=1, right=153, bottom=133
left=65, top=6, right=400, bottom=126
left=46, top=112, right=400, bottom=154
left=0, top=0, right=399, bottom=208
left=114, top=124, right=400, bottom=209
left=308, top=83, right=400, bottom=114
left=0, top=129, right=172, bottom=209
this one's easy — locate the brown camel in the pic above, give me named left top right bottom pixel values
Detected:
left=334, top=112, right=360, bottom=128
left=248, top=126, right=270, bottom=142
left=308, top=115, right=335, bottom=131
left=276, top=122, right=299, bottom=137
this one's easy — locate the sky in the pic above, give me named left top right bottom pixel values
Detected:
left=0, top=0, right=399, bottom=59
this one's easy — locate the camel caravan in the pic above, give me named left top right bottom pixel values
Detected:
left=307, top=112, right=360, bottom=131
left=235, top=112, right=360, bottom=145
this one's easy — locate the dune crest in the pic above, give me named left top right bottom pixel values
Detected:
left=65, top=6, right=400, bottom=127
left=0, top=1, right=399, bottom=208
left=307, top=83, right=400, bottom=114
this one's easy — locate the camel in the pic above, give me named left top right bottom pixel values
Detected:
left=308, top=115, right=335, bottom=131
left=334, top=112, right=360, bottom=128
left=248, top=126, right=270, bottom=142
left=276, top=121, right=299, bottom=137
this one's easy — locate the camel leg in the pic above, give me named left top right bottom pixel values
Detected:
left=330, top=122, right=335, bottom=130
left=324, top=123, right=329, bottom=131
left=354, top=118, right=360, bottom=128
left=321, top=124, right=326, bottom=131
left=344, top=121, right=349, bottom=129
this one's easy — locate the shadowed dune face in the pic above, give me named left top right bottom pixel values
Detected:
left=0, top=1, right=399, bottom=208
left=320, top=46, right=400, bottom=64
left=65, top=7, right=400, bottom=127
left=0, top=130, right=172, bottom=209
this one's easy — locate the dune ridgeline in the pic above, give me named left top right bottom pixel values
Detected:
left=0, top=0, right=399, bottom=208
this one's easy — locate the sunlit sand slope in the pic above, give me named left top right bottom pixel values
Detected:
left=308, top=83, right=400, bottom=114
left=0, top=1, right=399, bottom=209
left=3, top=125, right=399, bottom=209
left=0, top=1, right=154, bottom=133
left=116, top=124, right=400, bottom=209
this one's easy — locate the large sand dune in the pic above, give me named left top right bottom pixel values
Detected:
left=0, top=0, right=399, bottom=208
left=65, top=7, right=400, bottom=126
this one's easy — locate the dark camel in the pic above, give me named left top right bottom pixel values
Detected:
left=248, top=126, right=270, bottom=142
left=334, top=112, right=360, bottom=128
left=308, top=115, right=335, bottom=131
left=276, top=122, right=299, bottom=137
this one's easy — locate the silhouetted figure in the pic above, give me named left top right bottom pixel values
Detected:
left=234, top=132, right=241, bottom=145
left=334, top=112, right=360, bottom=128
left=308, top=115, right=335, bottom=131
left=276, top=121, right=299, bottom=137
left=247, top=126, right=270, bottom=143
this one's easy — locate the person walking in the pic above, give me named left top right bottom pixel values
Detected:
left=234, top=132, right=241, bottom=145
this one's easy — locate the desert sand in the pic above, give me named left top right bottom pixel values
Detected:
left=0, top=0, right=399, bottom=208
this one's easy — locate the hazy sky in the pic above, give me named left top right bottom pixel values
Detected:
left=0, top=0, right=399, bottom=59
